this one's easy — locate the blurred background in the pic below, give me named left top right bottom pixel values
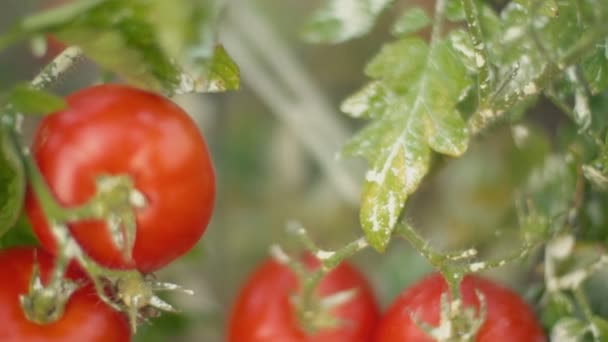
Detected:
left=0, top=0, right=591, bottom=340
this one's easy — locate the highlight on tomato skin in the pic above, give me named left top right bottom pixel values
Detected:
left=25, top=84, right=216, bottom=273
left=374, top=272, right=547, bottom=342
left=0, top=247, right=131, bottom=342
left=227, top=254, right=379, bottom=342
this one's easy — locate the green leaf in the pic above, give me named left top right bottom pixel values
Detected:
left=582, top=133, right=608, bottom=190
left=7, top=84, right=66, bottom=115
left=514, top=0, right=560, bottom=18
left=582, top=41, right=608, bottom=94
left=147, top=0, right=241, bottom=93
left=302, top=0, right=395, bottom=44
left=195, top=45, right=240, bottom=92
left=445, top=0, right=465, bottom=22
left=13, top=0, right=238, bottom=95
left=0, top=213, right=38, bottom=249
left=583, top=164, right=608, bottom=190
left=0, top=129, right=25, bottom=238
left=343, top=37, right=471, bottom=251
left=592, top=316, right=608, bottom=339
left=51, top=0, right=182, bottom=94
left=542, top=291, right=575, bottom=327
left=147, top=0, right=216, bottom=59
left=522, top=154, right=577, bottom=222
left=391, top=7, right=431, bottom=37
left=550, top=317, right=590, bottom=341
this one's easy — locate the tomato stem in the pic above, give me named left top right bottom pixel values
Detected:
left=270, top=222, right=370, bottom=335
left=30, top=46, right=82, bottom=90
left=461, top=0, right=494, bottom=104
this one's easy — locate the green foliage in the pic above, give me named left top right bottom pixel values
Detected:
left=196, top=45, right=240, bottom=92
left=134, top=309, right=192, bottom=342
left=7, top=84, right=65, bottom=115
left=302, top=0, right=394, bottom=43
left=542, top=292, right=575, bottom=327
left=551, top=317, right=590, bottom=341
left=391, top=7, right=431, bottom=37
left=52, top=0, right=182, bottom=94
left=583, top=44, right=608, bottom=95
left=592, top=316, right=608, bottom=339
left=0, top=214, right=38, bottom=249
left=513, top=0, right=559, bottom=18
left=0, top=129, right=24, bottom=239
left=342, top=36, right=471, bottom=251
left=520, top=154, right=577, bottom=229
left=306, top=0, right=608, bottom=253
left=3, top=0, right=239, bottom=95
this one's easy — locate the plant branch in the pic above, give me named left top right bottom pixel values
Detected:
left=270, top=222, right=369, bottom=335
left=468, top=10, right=608, bottom=134
left=31, top=46, right=83, bottom=90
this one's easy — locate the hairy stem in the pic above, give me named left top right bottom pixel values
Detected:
left=462, top=0, right=493, bottom=103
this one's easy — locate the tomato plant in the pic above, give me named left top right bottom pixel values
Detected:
left=374, top=273, right=546, bottom=342
left=0, top=246, right=130, bottom=342
left=26, top=84, right=215, bottom=273
left=1, top=0, right=608, bottom=340
left=227, top=255, right=379, bottom=342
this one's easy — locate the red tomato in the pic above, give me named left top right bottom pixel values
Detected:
left=0, top=247, right=130, bottom=341
left=227, top=255, right=379, bottom=342
left=26, top=84, right=215, bottom=273
left=374, top=273, right=546, bottom=342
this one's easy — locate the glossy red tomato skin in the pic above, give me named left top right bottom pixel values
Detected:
left=0, top=247, right=130, bottom=342
left=374, top=273, right=546, bottom=342
left=26, top=84, right=216, bottom=273
left=227, top=255, right=379, bottom=342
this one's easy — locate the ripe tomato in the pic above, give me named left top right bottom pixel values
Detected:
left=26, top=84, right=215, bottom=273
left=227, top=255, right=379, bottom=342
left=0, top=247, right=130, bottom=341
left=374, top=273, right=546, bottom=341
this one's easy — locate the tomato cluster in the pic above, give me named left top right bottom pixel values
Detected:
left=228, top=259, right=547, bottom=342
left=5, top=82, right=545, bottom=341
left=2, top=83, right=216, bottom=340
left=0, top=82, right=545, bottom=341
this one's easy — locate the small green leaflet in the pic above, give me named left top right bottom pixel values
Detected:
left=196, top=45, right=240, bottom=92
left=303, top=0, right=394, bottom=44
left=391, top=7, right=431, bottom=37
left=7, top=84, right=66, bottom=115
left=342, top=37, right=471, bottom=251
left=0, top=129, right=25, bottom=238
left=583, top=43, right=608, bottom=95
